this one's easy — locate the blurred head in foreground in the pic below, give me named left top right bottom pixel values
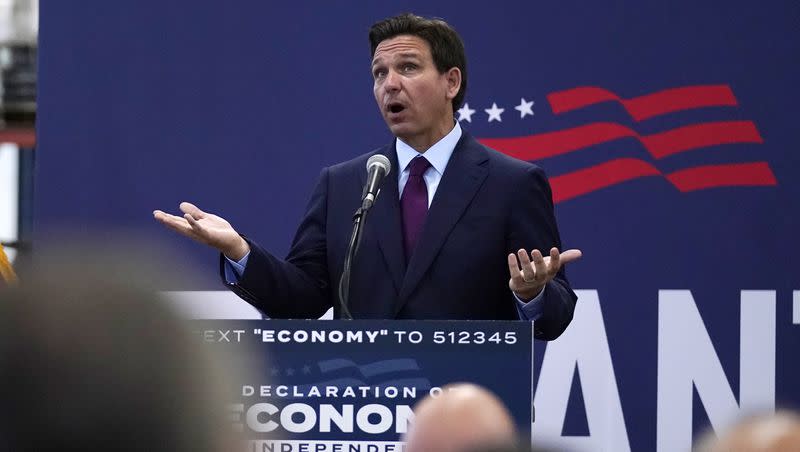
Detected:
left=465, top=445, right=558, bottom=452
left=404, top=383, right=518, bottom=452
left=0, top=242, right=248, bottom=452
left=694, top=411, right=800, bottom=452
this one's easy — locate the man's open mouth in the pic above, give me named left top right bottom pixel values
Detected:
left=388, top=102, right=405, bottom=114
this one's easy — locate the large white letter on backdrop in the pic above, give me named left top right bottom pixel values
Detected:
left=534, top=290, right=631, bottom=451
left=657, top=290, right=775, bottom=452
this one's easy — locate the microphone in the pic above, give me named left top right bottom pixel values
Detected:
left=339, top=154, right=391, bottom=319
left=361, top=155, right=391, bottom=210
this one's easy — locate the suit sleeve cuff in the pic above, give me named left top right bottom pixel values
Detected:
left=223, top=251, right=250, bottom=283
left=514, top=285, right=545, bottom=321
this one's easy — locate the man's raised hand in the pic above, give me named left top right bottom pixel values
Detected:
left=153, top=202, right=250, bottom=260
left=507, top=247, right=582, bottom=301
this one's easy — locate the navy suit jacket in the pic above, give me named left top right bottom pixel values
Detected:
left=222, top=132, right=577, bottom=340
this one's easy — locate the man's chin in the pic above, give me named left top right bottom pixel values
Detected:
left=387, top=123, right=416, bottom=141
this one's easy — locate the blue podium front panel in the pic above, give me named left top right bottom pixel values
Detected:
left=194, top=319, right=533, bottom=449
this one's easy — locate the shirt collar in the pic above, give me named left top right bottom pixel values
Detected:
left=395, top=122, right=462, bottom=175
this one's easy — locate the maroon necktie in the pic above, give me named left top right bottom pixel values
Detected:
left=401, top=156, right=432, bottom=261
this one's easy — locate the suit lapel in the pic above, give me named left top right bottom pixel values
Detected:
left=396, top=134, right=489, bottom=309
left=364, top=144, right=406, bottom=294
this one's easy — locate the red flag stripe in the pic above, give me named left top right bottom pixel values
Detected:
left=548, top=160, right=776, bottom=203
left=547, top=85, right=738, bottom=121
left=479, top=120, right=762, bottom=161
left=666, top=162, right=777, bottom=192
left=481, top=122, right=630, bottom=160
left=644, top=121, right=763, bottom=158
left=549, top=158, right=661, bottom=203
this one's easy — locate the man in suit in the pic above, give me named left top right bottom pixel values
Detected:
left=154, top=14, right=581, bottom=340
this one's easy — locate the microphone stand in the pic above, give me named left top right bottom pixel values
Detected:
left=338, top=155, right=389, bottom=320
left=338, top=205, right=370, bottom=320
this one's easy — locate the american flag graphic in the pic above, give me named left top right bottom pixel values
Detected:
left=272, top=358, right=431, bottom=397
left=474, top=84, right=777, bottom=203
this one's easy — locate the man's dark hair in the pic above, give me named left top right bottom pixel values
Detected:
left=369, top=13, right=467, bottom=112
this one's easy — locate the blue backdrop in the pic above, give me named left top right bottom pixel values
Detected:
left=36, top=2, right=800, bottom=450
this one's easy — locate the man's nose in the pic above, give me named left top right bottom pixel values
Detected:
left=384, top=70, right=401, bottom=92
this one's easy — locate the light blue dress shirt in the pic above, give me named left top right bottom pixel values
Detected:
left=225, top=122, right=545, bottom=320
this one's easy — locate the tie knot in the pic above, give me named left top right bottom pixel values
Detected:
left=408, top=156, right=431, bottom=177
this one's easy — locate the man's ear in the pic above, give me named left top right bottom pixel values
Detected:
left=444, top=67, right=462, bottom=100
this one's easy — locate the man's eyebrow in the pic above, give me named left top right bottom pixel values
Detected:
left=371, top=52, right=423, bottom=67
left=395, top=52, right=422, bottom=59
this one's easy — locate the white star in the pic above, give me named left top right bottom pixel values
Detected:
left=514, top=98, right=534, bottom=118
left=485, top=102, right=504, bottom=122
left=457, top=103, right=476, bottom=122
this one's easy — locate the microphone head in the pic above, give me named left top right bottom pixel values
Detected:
left=366, top=154, right=391, bottom=176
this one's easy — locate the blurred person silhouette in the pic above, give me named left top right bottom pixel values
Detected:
left=465, top=444, right=562, bottom=452
left=0, top=241, right=253, bottom=452
left=404, top=383, right=519, bottom=452
left=0, top=242, right=17, bottom=285
left=693, top=410, right=800, bottom=452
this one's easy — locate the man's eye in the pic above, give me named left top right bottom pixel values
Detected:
left=402, top=64, right=416, bottom=72
left=373, top=69, right=386, bottom=79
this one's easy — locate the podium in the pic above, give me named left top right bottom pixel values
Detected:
left=194, top=319, right=533, bottom=450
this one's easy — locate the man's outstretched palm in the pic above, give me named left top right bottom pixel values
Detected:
left=507, top=247, right=582, bottom=300
left=153, top=202, right=249, bottom=260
